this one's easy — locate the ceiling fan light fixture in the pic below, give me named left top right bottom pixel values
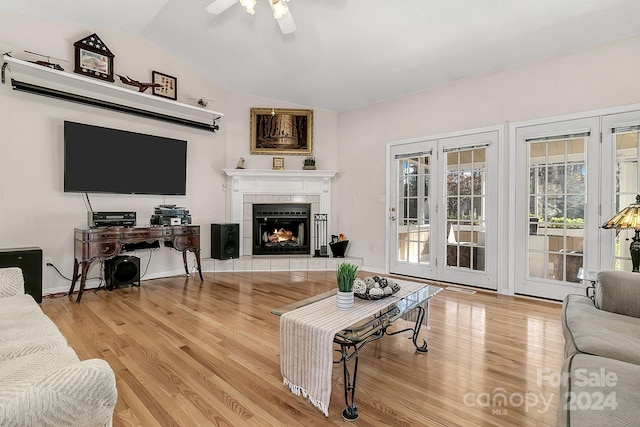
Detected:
left=240, top=0, right=257, bottom=15
left=271, top=0, right=289, bottom=19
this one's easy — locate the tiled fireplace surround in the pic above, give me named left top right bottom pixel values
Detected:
left=201, top=169, right=362, bottom=272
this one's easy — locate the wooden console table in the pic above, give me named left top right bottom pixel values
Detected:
left=69, top=225, right=203, bottom=303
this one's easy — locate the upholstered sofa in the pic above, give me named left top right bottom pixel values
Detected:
left=0, top=267, right=117, bottom=426
left=559, top=269, right=640, bottom=426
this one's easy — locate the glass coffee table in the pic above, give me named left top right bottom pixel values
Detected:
left=273, top=282, right=443, bottom=421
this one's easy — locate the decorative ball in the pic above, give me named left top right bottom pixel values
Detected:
left=369, top=287, right=384, bottom=296
left=364, top=277, right=376, bottom=289
left=372, top=275, right=382, bottom=283
left=379, top=277, right=388, bottom=287
left=383, top=286, right=393, bottom=295
left=353, top=278, right=367, bottom=294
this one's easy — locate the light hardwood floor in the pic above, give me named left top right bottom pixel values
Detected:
left=40, top=271, right=564, bottom=426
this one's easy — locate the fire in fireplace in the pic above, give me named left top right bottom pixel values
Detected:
left=253, top=203, right=311, bottom=255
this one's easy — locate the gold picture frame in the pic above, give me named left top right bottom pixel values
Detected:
left=272, top=156, right=285, bottom=170
left=250, top=108, right=313, bottom=155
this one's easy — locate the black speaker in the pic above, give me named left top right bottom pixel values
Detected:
left=211, top=223, right=239, bottom=260
left=0, top=247, right=42, bottom=303
left=104, top=255, right=140, bottom=290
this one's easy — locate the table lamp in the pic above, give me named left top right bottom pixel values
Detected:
left=602, top=194, right=640, bottom=272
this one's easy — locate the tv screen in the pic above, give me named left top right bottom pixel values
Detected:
left=64, top=121, right=187, bottom=195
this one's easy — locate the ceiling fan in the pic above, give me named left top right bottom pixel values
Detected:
left=205, top=0, right=296, bottom=34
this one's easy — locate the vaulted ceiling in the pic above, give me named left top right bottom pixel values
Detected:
left=2, top=0, right=640, bottom=112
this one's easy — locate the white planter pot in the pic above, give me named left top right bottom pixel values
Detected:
left=337, top=290, right=354, bottom=310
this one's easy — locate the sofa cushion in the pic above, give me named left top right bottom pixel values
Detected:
left=0, top=347, right=117, bottom=427
left=0, top=267, right=24, bottom=298
left=563, top=294, right=640, bottom=365
left=596, top=270, right=640, bottom=318
left=557, top=353, right=640, bottom=427
left=0, top=294, right=68, bottom=361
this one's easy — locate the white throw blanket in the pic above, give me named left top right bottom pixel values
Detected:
left=279, top=280, right=427, bottom=416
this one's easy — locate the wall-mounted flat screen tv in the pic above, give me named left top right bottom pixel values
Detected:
left=64, top=121, right=187, bottom=195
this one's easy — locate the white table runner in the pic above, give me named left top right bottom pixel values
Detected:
left=279, top=280, right=427, bottom=416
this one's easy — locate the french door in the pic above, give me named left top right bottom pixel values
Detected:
left=513, top=117, right=600, bottom=300
left=601, top=110, right=640, bottom=270
left=388, top=130, right=499, bottom=289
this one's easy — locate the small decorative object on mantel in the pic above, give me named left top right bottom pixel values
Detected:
left=330, top=234, right=349, bottom=258
left=236, top=157, right=245, bottom=169
left=303, top=156, right=316, bottom=170
left=152, top=71, right=177, bottom=100
left=187, top=97, right=212, bottom=107
left=354, top=276, right=401, bottom=300
left=336, top=262, right=358, bottom=310
left=74, top=33, right=114, bottom=82
left=116, top=74, right=161, bottom=93
left=272, top=156, right=285, bottom=170
left=23, top=50, right=66, bottom=71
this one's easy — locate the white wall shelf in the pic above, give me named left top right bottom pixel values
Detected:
left=1, top=55, right=223, bottom=132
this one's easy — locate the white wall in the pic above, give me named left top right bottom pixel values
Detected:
left=3, top=9, right=640, bottom=295
left=337, top=34, right=640, bottom=281
left=0, top=11, right=338, bottom=294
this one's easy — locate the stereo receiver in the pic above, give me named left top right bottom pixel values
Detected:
left=89, top=211, right=136, bottom=228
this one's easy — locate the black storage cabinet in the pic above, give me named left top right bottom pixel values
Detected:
left=0, top=247, right=43, bottom=303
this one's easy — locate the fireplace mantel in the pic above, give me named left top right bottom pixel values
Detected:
left=222, top=169, right=338, bottom=256
left=223, top=169, right=337, bottom=179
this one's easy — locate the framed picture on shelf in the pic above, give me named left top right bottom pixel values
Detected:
left=272, top=156, right=285, bottom=170
left=152, top=71, right=177, bottom=100
left=73, top=33, right=114, bottom=82
left=250, top=108, right=313, bottom=155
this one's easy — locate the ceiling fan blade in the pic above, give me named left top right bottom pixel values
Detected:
left=205, top=0, right=239, bottom=15
left=276, top=10, right=296, bottom=34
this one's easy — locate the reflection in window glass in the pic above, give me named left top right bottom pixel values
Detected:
left=446, top=147, right=486, bottom=271
left=397, top=155, right=431, bottom=264
left=613, top=131, right=640, bottom=270
left=528, top=138, right=585, bottom=283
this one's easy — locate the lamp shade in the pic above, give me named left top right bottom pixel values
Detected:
left=602, top=195, right=640, bottom=229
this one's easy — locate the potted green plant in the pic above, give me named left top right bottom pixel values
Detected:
left=336, top=262, right=358, bottom=310
left=303, top=156, right=316, bottom=170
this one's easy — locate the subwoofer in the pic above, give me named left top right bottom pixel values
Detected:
left=211, top=223, right=239, bottom=260
left=104, top=255, right=140, bottom=290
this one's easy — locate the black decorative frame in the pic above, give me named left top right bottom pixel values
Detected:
left=73, top=33, right=114, bottom=82
left=152, top=71, right=177, bottom=100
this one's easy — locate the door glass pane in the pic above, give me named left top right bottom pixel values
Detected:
left=445, top=147, right=486, bottom=271
left=613, top=131, right=640, bottom=270
left=528, top=137, right=585, bottom=283
left=397, top=155, right=430, bottom=264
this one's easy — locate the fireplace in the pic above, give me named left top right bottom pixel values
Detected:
left=253, top=203, right=311, bottom=255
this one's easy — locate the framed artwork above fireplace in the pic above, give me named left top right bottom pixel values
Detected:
left=250, top=108, right=313, bottom=155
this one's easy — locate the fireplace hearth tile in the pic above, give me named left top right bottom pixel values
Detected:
left=255, top=195, right=275, bottom=203
left=270, top=258, right=290, bottom=270
left=291, top=195, right=308, bottom=203
left=274, top=195, right=292, bottom=203
left=307, top=258, right=327, bottom=270
left=290, top=258, right=309, bottom=270
left=233, top=259, right=252, bottom=270
left=214, top=259, right=234, bottom=271
left=202, top=255, right=363, bottom=272
left=251, top=259, right=271, bottom=271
